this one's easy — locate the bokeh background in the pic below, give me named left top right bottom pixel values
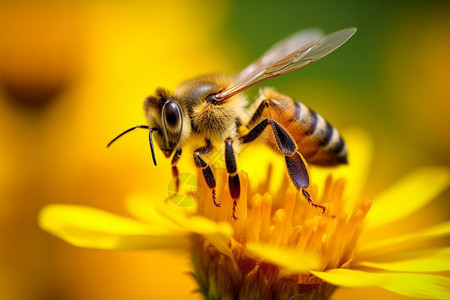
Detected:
left=0, top=0, right=449, bottom=299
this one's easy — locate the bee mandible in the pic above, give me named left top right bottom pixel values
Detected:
left=108, top=28, right=356, bottom=220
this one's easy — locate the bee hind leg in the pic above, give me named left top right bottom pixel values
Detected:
left=286, top=152, right=326, bottom=213
left=285, top=151, right=309, bottom=189
left=246, top=99, right=271, bottom=127
left=241, top=117, right=326, bottom=212
left=193, top=140, right=220, bottom=207
left=225, top=137, right=240, bottom=221
left=245, top=98, right=285, bottom=128
left=240, top=118, right=297, bottom=156
left=302, top=189, right=326, bottom=213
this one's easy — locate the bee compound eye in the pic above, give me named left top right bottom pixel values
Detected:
left=164, top=101, right=182, bottom=128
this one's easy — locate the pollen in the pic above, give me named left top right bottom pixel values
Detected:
left=193, top=168, right=372, bottom=299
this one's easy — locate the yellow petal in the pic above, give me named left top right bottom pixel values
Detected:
left=187, top=216, right=234, bottom=258
left=245, top=243, right=321, bottom=274
left=127, top=194, right=234, bottom=257
left=38, top=204, right=190, bottom=250
left=312, top=269, right=450, bottom=299
left=365, top=166, right=449, bottom=230
left=142, top=201, right=234, bottom=257
left=339, top=128, right=373, bottom=205
left=124, top=192, right=190, bottom=229
left=358, top=220, right=450, bottom=257
left=356, top=247, right=450, bottom=272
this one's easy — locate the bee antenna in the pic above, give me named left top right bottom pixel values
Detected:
left=148, top=128, right=158, bottom=166
left=107, top=125, right=159, bottom=166
left=107, top=125, right=150, bottom=147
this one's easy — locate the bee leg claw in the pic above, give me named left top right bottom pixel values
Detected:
left=232, top=208, right=239, bottom=221
left=302, top=189, right=326, bottom=213
left=212, top=189, right=221, bottom=207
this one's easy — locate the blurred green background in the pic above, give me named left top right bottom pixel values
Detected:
left=0, top=0, right=449, bottom=299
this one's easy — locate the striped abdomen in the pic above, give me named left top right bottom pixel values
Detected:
left=249, top=88, right=348, bottom=166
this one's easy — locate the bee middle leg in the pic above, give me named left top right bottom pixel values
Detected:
left=225, top=137, right=240, bottom=220
left=193, top=140, right=220, bottom=207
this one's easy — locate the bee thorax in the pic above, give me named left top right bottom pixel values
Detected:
left=192, top=100, right=238, bottom=140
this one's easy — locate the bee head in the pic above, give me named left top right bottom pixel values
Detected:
left=143, top=88, right=187, bottom=158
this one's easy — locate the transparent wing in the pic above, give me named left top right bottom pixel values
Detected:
left=231, top=29, right=324, bottom=85
left=215, top=28, right=356, bottom=102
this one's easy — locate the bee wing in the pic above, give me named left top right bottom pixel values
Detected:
left=231, top=29, right=324, bottom=85
left=215, top=28, right=356, bottom=102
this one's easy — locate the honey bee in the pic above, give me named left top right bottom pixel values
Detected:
left=108, top=28, right=356, bottom=220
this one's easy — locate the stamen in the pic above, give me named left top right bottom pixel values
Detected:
left=194, top=164, right=370, bottom=299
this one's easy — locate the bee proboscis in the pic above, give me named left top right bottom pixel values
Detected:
left=108, top=28, right=356, bottom=220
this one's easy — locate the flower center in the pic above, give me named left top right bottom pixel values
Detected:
left=193, top=168, right=371, bottom=299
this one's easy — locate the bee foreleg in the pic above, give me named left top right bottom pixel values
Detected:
left=240, top=118, right=297, bottom=156
left=225, top=137, right=240, bottom=221
left=193, top=141, right=220, bottom=207
left=171, top=148, right=182, bottom=193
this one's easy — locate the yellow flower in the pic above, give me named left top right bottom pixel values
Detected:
left=39, top=129, right=450, bottom=299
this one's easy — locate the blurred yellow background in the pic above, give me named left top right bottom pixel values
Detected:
left=0, top=0, right=448, bottom=299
